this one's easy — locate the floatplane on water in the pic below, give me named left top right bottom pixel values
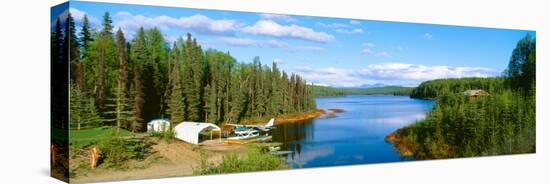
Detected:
left=227, top=118, right=275, bottom=133
left=225, top=118, right=275, bottom=143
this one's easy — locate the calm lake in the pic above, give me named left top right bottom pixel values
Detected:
left=272, top=95, right=434, bottom=168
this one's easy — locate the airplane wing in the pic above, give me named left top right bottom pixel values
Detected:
left=226, top=118, right=275, bottom=128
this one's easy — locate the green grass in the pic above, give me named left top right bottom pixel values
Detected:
left=70, top=126, right=138, bottom=148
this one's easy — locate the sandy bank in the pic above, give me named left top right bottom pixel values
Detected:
left=385, top=128, right=415, bottom=157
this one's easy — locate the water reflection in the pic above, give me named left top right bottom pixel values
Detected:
left=271, top=95, right=434, bottom=168
left=272, top=119, right=314, bottom=163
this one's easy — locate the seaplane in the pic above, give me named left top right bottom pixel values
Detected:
left=226, top=118, right=275, bottom=133
left=225, top=118, right=275, bottom=142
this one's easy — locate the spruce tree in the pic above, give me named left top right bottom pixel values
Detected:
left=95, top=35, right=107, bottom=112
left=52, top=18, right=63, bottom=64
left=65, top=13, right=83, bottom=91
left=93, top=12, right=115, bottom=113
left=131, top=60, right=145, bottom=131
left=130, top=27, right=148, bottom=131
left=182, top=33, right=202, bottom=121
left=145, top=28, right=169, bottom=118
left=110, top=28, right=132, bottom=132
left=70, top=84, right=85, bottom=130
left=166, top=43, right=185, bottom=123
left=271, top=62, right=283, bottom=115
left=80, top=14, right=93, bottom=49
left=101, top=12, right=113, bottom=38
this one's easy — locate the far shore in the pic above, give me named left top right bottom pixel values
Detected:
left=228, top=108, right=347, bottom=126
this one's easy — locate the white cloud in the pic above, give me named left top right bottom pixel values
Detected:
left=318, top=21, right=363, bottom=35
left=296, top=46, right=326, bottom=52
left=53, top=8, right=100, bottom=30
left=336, top=28, right=363, bottom=34
left=242, top=20, right=334, bottom=43
left=423, top=33, right=434, bottom=40
left=317, top=22, right=349, bottom=28
left=259, top=13, right=296, bottom=22
left=349, top=20, right=361, bottom=25
left=265, top=39, right=289, bottom=48
left=362, top=43, right=376, bottom=48
left=377, top=51, right=389, bottom=57
left=114, top=12, right=241, bottom=37
left=220, top=37, right=262, bottom=47
left=220, top=37, right=325, bottom=52
left=295, top=63, right=498, bottom=87
left=69, top=8, right=101, bottom=26
left=361, top=48, right=373, bottom=55
left=361, top=43, right=388, bottom=56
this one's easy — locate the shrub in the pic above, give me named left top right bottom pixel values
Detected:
left=98, top=133, right=152, bottom=168
left=193, top=144, right=286, bottom=175
left=149, top=128, right=176, bottom=142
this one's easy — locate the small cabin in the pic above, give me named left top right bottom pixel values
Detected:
left=147, top=119, right=171, bottom=132
left=463, top=89, right=489, bottom=97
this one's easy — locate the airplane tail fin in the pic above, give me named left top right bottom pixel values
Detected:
left=266, top=118, right=275, bottom=127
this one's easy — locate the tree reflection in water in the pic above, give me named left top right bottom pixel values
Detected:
left=272, top=119, right=314, bottom=161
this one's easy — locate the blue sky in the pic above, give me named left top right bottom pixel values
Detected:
left=58, top=1, right=535, bottom=87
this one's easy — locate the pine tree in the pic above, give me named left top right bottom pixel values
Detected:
left=145, top=28, right=169, bottom=118
left=182, top=33, right=202, bottom=121
left=131, top=61, right=145, bottom=132
left=70, top=84, right=102, bottom=130
left=52, top=17, right=68, bottom=129
left=270, top=62, right=283, bottom=115
left=228, top=64, right=249, bottom=123
left=96, top=35, right=107, bottom=112
left=204, top=84, right=215, bottom=123
left=65, top=13, right=83, bottom=91
left=166, top=43, right=185, bottom=123
left=83, top=97, right=102, bottom=127
left=79, top=15, right=93, bottom=82
left=101, top=12, right=113, bottom=38
left=281, top=71, right=290, bottom=114
left=70, top=84, right=85, bottom=130
left=80, top=14, right=93, bottom=50
left=111, top=28, right=132, bottom=132
left=253, top=58, right=266, bottom=118
left=93, top=12, right=115, bottom=113
left=130, top=27, right=147, bottom=131
left=52, top=18, right=63, bottom=64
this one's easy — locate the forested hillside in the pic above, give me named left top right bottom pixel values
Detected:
left=410, top=78, right=505, bottom=99
left=309, top=85, right=414, bottom=97
left=390, top=35, right=536, bottom=159
left=56, top=12, right=316, bottom=132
